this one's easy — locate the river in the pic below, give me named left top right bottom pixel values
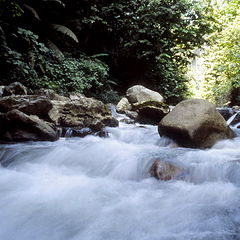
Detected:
left=1, top=111, right=240, bottom=240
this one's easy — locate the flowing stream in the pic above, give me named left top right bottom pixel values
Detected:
left=1, top=111, right=240, bottom=240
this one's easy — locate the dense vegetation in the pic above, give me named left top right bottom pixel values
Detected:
left=1, top=0, right=233, bottom=104
left=198, top=0, right=240, bottom=105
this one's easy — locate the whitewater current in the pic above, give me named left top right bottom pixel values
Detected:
left=1, top=111, right=240, bottom=240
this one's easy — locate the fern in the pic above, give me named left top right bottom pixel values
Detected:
left=50, top=24, right=79, bottom=43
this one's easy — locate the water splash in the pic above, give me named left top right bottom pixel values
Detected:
left=1, top=121, right=240, bottom=240
left=227, top=112, right=239, bottom=125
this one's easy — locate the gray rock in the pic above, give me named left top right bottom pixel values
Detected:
left=116, top=97, right=132, bottom=113
left=125, top=110, right=138, bottom=120
left=68, top=92, right=85, bottom=101
left=36, top=88, right=69, bottom=101
left=158, top=99, right=235, bottom=148
left=0, top=95, right=52, bottom=119
left=51, top=96, right=119, bottom=129
left=126, top=85, right=164, bottom=104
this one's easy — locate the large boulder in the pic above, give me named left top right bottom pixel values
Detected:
left=149, top=160, right=182, bottom=181
left=50, top=96, right=118, bottom=129
left=122, top=85, right=167, bottom=124
left=0, top=109, right=59, bottom=142
left=126, top=85, right=164, bottom=104
left=158, top=99, right=235, bottom=148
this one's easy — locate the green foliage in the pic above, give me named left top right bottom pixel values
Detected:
left=65, top=0, right=214, bottom=103
left=201, top=0, right=240, bottom=105
left=1, top=0, right=215, bottom=104
left=95, top=89, right=121, bottom=104
left=0, top=0, right=23, bottom=20
left=0, top=27, right=110, bottom=96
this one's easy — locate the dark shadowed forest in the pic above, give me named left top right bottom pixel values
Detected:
left=0, top=0, right=239, bottom=105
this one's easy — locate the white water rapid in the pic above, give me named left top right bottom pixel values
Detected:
left=1, top=111, right=240, bottom=240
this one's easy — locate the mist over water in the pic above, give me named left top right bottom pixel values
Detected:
left=1, top=119, right=240, bottom=240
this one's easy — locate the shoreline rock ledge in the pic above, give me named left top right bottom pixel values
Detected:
left=0, top=85, right=118, bottom=142
left=158, top=99, right=235, bottom=148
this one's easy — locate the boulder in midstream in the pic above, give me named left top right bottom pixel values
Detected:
left=158, top=99, right=235, bottom=148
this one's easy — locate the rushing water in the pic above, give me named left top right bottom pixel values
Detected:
left=1, top=113, right=240, bottom=240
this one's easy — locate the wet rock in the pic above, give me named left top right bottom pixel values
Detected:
left=126, top=85, right=164, bottom=104
left=62, top=127, right=93, bottom=138
left=2, top=82, right=27, bottom=96
left=94, top=129, right=109, bottom=138
left=0, top=86, right=4, bottom=97
left=116, top=97, right=132, bottom=113
left=120, top=118, right=135, bottom=124
left=230, top=112, right=240, bottom=126
left=125, top=110, right=138, bottom=120
left=159, top=99, right=235, bottom=148
left=133, top=101, right=169, bottom=125
left=0, top=109, right=59, bottom=142
left=62, top=126, right=109, bottom=138
left=217, top=107, right=235, bottom=121
left=102, top=116, right=119, bottom=127
left=149, top=160, right=181, bottom=181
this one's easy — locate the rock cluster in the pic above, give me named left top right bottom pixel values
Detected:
left=116, top=85, right=169, bottom=125
left=0, top=83, right=118, bottom=142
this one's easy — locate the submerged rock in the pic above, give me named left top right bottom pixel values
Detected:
left=0, top=109, right=59, bottom=142
left=158, top=99, right=235, bottom=148
left=62, top=127, right=93, bottom=138
left=149, top=160, right=181, bottom=181
left=120, top=118, right=135, bottom=124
